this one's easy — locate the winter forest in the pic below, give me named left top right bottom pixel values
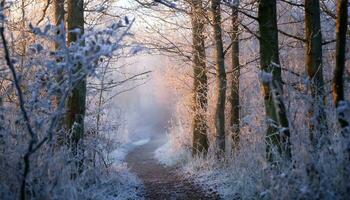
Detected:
left=0, top=0, right=349, bottom=199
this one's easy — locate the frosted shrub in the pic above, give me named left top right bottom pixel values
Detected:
left=155, top=103, right=193, bottom=166
left=0, top=9, right=141, bottom=198
left=160, top=72, right=350, bottom=199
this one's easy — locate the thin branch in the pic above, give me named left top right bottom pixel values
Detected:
left=0, top=25, right=37, bottom=200
left=36, top=0, right=52, bottom=26
left=279, top=0, right=304, bottom=7
left=278, top=29, right=306, bottom=42
left=322, top=39, right=336, bottom=45
left=240, top=21, right=260, bottom=40
left=222, top=1, right=259, bottom=21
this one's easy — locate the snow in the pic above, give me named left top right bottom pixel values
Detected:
left=259, top=71, right=273, bottom=84
left=78, top=165, right=144, bottom=200
left=98, top=138, right=151, bottom=200
left=132, top=138, right=150, bottom=146
left=154, top=134, right=191, bottom=167
left=154, top=140, right=176, bottom=166
left=111, top=138, right=150, bottom=162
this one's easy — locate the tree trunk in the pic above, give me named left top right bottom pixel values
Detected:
left=230, top=1, right=240, bottom=153
left=211, top=0, right=227, bottom=153
left=190, top=0, right=209, bottom=155
left=53, top=0, right=65, bottom=144
left=53, top=0, right=64, bottom=50
left=66, top=0, right=86, bottom=173
left=258, top=0, right=291, bottom=162
left=305, top=0, right=328, bottom=147
left=333, top=0, right=349, bottom=128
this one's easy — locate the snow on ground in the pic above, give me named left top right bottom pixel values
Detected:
left=98, top=137, right=150, bottom=200
left=181, top=158, right=257, bottom=200
left=154, top=141, right=242, bottom=200
left=132, top=138, right=151, bottom=146
left=153, top=134, right=246, bottom=200
left=112, top=138, right=151, bottom=162
left=154, top=134, right=191, bottom=166
left=79, top=165, right=144, bottom=200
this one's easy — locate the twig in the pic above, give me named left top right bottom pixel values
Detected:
left=0, top=25, right=36, bottom=200
left=36, top=0, right=52, bottom=25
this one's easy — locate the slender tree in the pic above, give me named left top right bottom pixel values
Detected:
left=53, top=0, right=65, bottom=143
left=304, top=0, right=328, bottom=147
left=211, top=0, right=227, bottom=153
left=258, top=0, right=291, bottom=161
left=230, top=0, right=240, bottom=152
left=190, top=0, right=209, bottom=155
left=66, top=0, right=86, bottom=168
left=333, top=0, right=349, bottom=128
left=53, top=0, right=65, bottom=50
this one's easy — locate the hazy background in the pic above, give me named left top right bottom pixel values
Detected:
left=111, top=54, right=177, bottom=142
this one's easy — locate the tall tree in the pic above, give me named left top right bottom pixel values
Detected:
left=304, top=0, right=328, bottom=147
left=258, top=0, right=291, bottom=161
left=53, top=0, right=65, bottom=50
left=53, top=0, right=65, bottom=144
left=66, top=0, right=86, bottom=162
left=230, top=0, right=240, bottom=152
left=190, top=0, right=209, bottom=155
left=333, top=0, right=349, bottom=128
left=211, top=0, right=227, bottom=153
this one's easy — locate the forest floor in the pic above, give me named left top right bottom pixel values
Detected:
left=126, top=134, right=220, bottom=200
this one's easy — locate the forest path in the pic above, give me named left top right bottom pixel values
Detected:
left=126, top=134, right=220, bottom=200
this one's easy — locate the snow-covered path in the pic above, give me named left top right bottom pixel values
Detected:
left=126, top=134, right=220, bottom=200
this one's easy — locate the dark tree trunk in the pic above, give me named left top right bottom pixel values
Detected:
left=53, top=0, right=64, bottom=50
left=258, top=0, right=291, bottom=162
left=53, top=0, right=65, bottom=144
left=230, top=1, right=240, bottom=153
left=66, top=0, right=86, bottom=173
left=333, top=0, right=349, bottom=128
left=211, top=0, right=227, bottom=153
left=304, top=0, right=328, bottom=147
left=190, top=0, right=209, bottom=155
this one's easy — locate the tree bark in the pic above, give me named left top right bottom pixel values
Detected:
left=211, top=0, right=227, bottom=153
left=190, top=0, right=209, bottom=155
left=53, top=0, right=65, bottom=144
left=258, top=0, right=291, bottom=162
left=304, top=0, right=328, bottom=147
left=66, top=0, right=86, bottom=173
left=333, top=0, right=349, bottom=128
left=230, top=1, right=240, bottom=153
left=53, top=0, right=64, bottom=50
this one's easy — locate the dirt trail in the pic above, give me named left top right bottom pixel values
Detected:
left=126, top=135, right=220, bottom=200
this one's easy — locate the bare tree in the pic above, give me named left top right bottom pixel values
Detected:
left=66, top=0, right=86, bottom=172
left=1, top=24, right=35, bottom=200
left=53, top=0, right=65, bottom=50
left=304, top=0, right=328, bottom=147
left=53, top=0, right=65, bottom=143
left=229, top=0, right=240, bottom=153
left=211, top=0, right=227, bottom=153
left=258, top=0, right=291, bottom=161
left=190, top=0, right=209, bottom=155
left=332, top=0, right=349, bottom=129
